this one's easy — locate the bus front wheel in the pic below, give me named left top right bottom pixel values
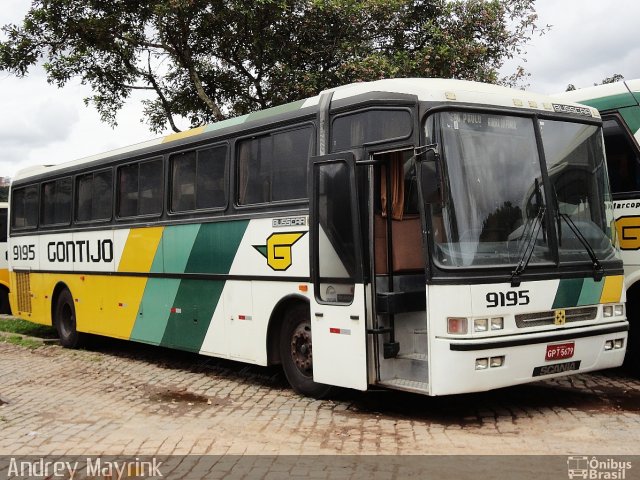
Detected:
left=54, top=289, right=85, bottom=348
left=279, top=304, right=332, bottom=399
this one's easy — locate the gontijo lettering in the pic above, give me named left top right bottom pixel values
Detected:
left=47, top=239, right=114, bottom=263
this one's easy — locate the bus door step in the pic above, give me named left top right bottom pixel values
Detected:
left=378, top=378, right=429, bottom=394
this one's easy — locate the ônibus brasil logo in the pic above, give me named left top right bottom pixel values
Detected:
left=253, top=232, right=306, bottom=271
left=567, top=456, right=632, bottom=479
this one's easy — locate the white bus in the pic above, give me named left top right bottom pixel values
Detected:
left=558, top=79, right=640, bottom=368
left=8, top=78, right=628, bottom=397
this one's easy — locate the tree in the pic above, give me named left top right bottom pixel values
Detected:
left=566, top=74, right=625, bottom=92
left=598, top=74, right=624, bottom=85
left=0, top=0, right=545, bottom=133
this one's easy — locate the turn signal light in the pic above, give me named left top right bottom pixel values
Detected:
left=447, top=317, right=468, bottom=335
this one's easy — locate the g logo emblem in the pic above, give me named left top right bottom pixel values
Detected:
left=254, top=232, right=306, bottom=271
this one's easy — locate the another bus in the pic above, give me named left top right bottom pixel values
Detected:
left=8, top=78, right=628, bottom=397
left=558, top=79, right=640, bottom=368
left=0, top=202, right=10, bottom=313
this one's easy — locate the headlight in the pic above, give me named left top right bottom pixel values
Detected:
left=614, top=304, right=624, bottom=316
left=490, top=356, right=505, bottom=368
left=603, top=305, right=613, bottom=318
left=473, top=318, right=488, bottom=333
left=475, top=358, right=489, bottom=370
left=490, top=317, right=504, bottom=330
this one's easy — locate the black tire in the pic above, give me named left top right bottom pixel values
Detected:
left=279, top=304, right=332, bottom=399
left=0, top=287, right=11, bottom=315
left=54, top=289, right=85, bottom=348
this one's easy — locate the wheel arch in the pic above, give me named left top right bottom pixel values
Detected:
left=50, top=281, right=72, bottom=326
left=266, top=294, right=309, bottom=366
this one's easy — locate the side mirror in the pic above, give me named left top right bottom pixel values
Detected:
left=417, top=147, right=442, bottom=205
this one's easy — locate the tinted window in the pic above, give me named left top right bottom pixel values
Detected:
left=332, top=109, right=412, bottom=151
left=602, top=116, right=640, bottom=194
left=0, top=208, right=7, bottom=242
left=76, top=169, right=113, bottom=222
left=11, top=185, right=39, bottom=229
left=171, top=145, right=227, bottom=212
left=41, top=177, right=72, bottom=225
left=118, top=158, right=163, bottom=217
left=237, top=126, right=312, bottom=205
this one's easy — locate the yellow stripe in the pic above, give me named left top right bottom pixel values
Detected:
left=79, top=226, right=164, bottom=339
left=162, top=126, right=206, bottom=144
left=599, top=275, right=624, bottom=304
left=118, top=227, right=164, bottom=273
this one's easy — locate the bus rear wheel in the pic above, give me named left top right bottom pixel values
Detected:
left=54, top=289, right=85, bottom=348
left=279, top=304, right=332, bottom=399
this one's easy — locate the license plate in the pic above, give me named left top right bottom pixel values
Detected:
left=545, top=341, right=574, bottom=361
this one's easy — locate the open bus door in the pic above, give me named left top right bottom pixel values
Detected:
left=309, top=152, right=368, bottom=390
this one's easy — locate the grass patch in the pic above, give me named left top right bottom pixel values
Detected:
left=0, top=334, right=43, bottom=349
left=0, top=317, right=57, bottom=338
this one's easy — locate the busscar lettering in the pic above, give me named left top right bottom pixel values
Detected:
left=47, top=239, right=114, bottom=263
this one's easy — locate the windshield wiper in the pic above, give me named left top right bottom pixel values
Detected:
left=551, top=185, right=604, bottom=281
left=510, top=205, right=546, bottom=287
left=557, top=212, right=605, bottom=281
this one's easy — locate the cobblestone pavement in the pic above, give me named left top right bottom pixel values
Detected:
left=0, top=339, right=639, bottom=456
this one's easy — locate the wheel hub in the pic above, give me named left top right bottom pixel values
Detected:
left=290, top=323, right=312, bottom=376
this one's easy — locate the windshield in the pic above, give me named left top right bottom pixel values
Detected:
left=427, top=112, right=553, bottom=268
left=540, top=120, right=617, bottom=264
left=425, top=111, right=617, bottom=269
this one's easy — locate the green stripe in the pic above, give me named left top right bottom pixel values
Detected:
left=131, top=220, right=249, bottom=351
left=245, top=99, right=307, bottom=122
left=130, top=278, right=181, bottom=344
left=160, top=279, right=224, bottom=352
left=185, top=220, right=249, bottom=274
left=576, top=278, right=604, bottom=306
left=160, top=224, right=201, bottom=273
left=552, top=278, right=584, bottom=309
left=131, top=224, right=202, bottom=342
left=581, top=92, right=637, bottom=111
left=159, top=220, right=250, bottom=351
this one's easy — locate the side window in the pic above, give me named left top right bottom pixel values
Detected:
left=76, top=169, right=113, bottom=222
left=117, top=158, right=163, bottom=218
left=170, top=145, right=227, bottom=212
left=11, top=185, right=39, bottom=229
left=603, top=116, right=640, bottom=195
left=41, top=177, right=72, bottom=226
left=331, top=109, right=413, bottom=152
left=237, top=125, right=313, bottom=205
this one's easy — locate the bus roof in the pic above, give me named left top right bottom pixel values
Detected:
left=13, top=78, right=599, bottom=183
left=556, top=79, right=640, bottom=112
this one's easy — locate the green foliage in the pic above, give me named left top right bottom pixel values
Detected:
left=566, top=74, right=625, bottom=92
left=0, top=317, right=57, bottom=338
left=0, top=0, right=545, bottom=133
left=0, top=333, right=44, bottom=349
left=598, top=74, right=624, bottom=85
left=0, top=186, right=8, bottom=202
